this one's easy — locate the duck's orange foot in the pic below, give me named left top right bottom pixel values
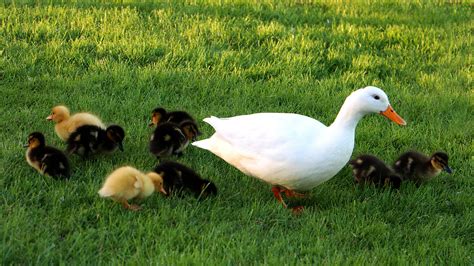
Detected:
left=271, top=186, right=287, bottom=208
left=284, top=190, right=306, bottom=198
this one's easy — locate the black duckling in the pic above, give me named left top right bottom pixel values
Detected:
left=66, top=125, right=125, bottom=157
left=24, top=132, right=70, bottom=179
left=153, top=161, right=217, bottom=198
left=149, top=120, right=200, bottom=159
left=349, top=154, right=402, bottom=189
left=149, top=107, right=201, bottom=135
left=393, top=151, right=452, bottom=185
left=149, top=122, right=186, bottom=159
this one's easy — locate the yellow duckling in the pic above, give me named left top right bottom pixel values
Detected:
left=46, top=105, right=105, bottom=141
left=98, top=166, right=166, bottom=211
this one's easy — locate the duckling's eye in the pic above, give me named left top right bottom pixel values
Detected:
left=372, top=95, right=380, bottom=100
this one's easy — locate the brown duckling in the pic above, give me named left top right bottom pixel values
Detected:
left=153, top=161, right=217, bottom=198
left=149, top=107, right=200, bottom=133
left=349, top=154, right=402, bottom=189
left=393, top=151, right=452, bottom=185
left=66, top=125, right=125, bottom=157
left=149, top=120, right=199, bottom=159
left=98, top=166, right=166, bottom=211
left=47, top=105, right=105, bottom=141
left=24, top=132, right=70, bottom=179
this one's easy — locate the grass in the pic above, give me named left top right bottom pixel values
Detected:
left=1, top=0, right=473, bottom=264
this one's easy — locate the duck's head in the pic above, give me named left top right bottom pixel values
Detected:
left=106, top=125, right=125, bottom=151
left=25, top=132, right=45, bottom=149
left=149, top=107, right=167, bottom=127
left=147, top=172, right=167, bottom=195
left=47, top=106, right=70, bottom=123
left=431, top=152, right=452, bottom=174
left=179, top=120, right=201, bottom=141
left=348, top=86, right=406, bottom=126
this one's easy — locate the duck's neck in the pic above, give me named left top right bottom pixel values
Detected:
left=329, top=100, right=365, bottom=131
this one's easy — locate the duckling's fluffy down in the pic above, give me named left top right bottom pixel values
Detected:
left=98, top=166, right=155, bottom=200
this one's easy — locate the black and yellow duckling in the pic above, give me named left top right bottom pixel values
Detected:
left=66, top=125, right=125, bottom=157
left=349, top=154, right=402, bottom=189
left=24, top=132, right=70, bottom=179
left=393, top=151, right=452, bottom=185
left=149, top=107, right=200, bottom=132
left=149, top=122, right=186, bottom=159
left=153, top=161, right=217, bottom=198
left=149, top=120, right=199, bottom=159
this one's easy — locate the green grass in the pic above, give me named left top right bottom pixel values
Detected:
left=1, top=0, right=473, bottom=264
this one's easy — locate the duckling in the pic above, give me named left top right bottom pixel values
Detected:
left=149, top=107, right=201, bottom=135
left=98, top=166, right=166, bottom=211
left=47, top=105, right=106, bottom=141
left=393, top=151, right=452, bottom=185
left=24, top=132, right=70, bottom=179
left=149, top=119, right=200, bottom=159
left=154, top=161, right=217, bottom=198
left=349, top=154, right=402, bottom=189
left=66, top=125, right=125, bottom=157
left=149, top=122, right=186, bottom=159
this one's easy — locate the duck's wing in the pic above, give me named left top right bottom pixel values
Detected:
left=193, top=113, right=327, bottom=160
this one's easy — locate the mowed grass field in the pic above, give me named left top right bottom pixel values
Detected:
left=1, top=0, right=473, bottom=264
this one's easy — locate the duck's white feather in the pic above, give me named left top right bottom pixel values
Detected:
left=194, top=113, right=355, bottom=191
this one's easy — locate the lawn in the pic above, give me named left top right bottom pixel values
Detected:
left=1, top=0, right=473, bottom=264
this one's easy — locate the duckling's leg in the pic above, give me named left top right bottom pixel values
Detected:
left=119, top=199, right=141, bottom=211
left=271, top=186, right=287, bottom=208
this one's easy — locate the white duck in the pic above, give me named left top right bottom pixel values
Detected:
left=192, top=86, right=406, bottom=210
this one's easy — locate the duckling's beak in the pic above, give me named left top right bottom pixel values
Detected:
left=160, top=187, right=168, bottom=195
left=380, top=105, right=406, bottom=126
left=23, top=143, right=29, bottom=148
left=444, top=166, right=453, bottom=174
left=118, top=142, right=124, bottom=152
left=46, top=115, right=53, bottom=121
left=148, top=121, right=155, bottom=127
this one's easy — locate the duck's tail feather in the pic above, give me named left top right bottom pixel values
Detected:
left=203, top=116, right=220, bottom=127
left=193, top=116, right=221, bottom=150
left=192, top=138, right=212, bottom=150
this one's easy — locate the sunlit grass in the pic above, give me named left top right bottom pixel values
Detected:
left=1, top=1, right=472, bottom=264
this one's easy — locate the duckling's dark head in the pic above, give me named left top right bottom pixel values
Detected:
left=431, top=152, right=452, bottom=174
left=26, top=132, right=45, bottom=148
left=149, top=107, right=168, bottom=127
left=106, top=125, right=125, bottom=151
left=179, top=120, right=200, bottom=141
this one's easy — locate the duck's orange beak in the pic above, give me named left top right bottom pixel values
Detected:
left=46, top=115, right=53, bottom=121
left=380, top=105, right=406, bottom=126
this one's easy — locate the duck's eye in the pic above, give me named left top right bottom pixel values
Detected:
left=372, top=95, right=380, bottom=100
